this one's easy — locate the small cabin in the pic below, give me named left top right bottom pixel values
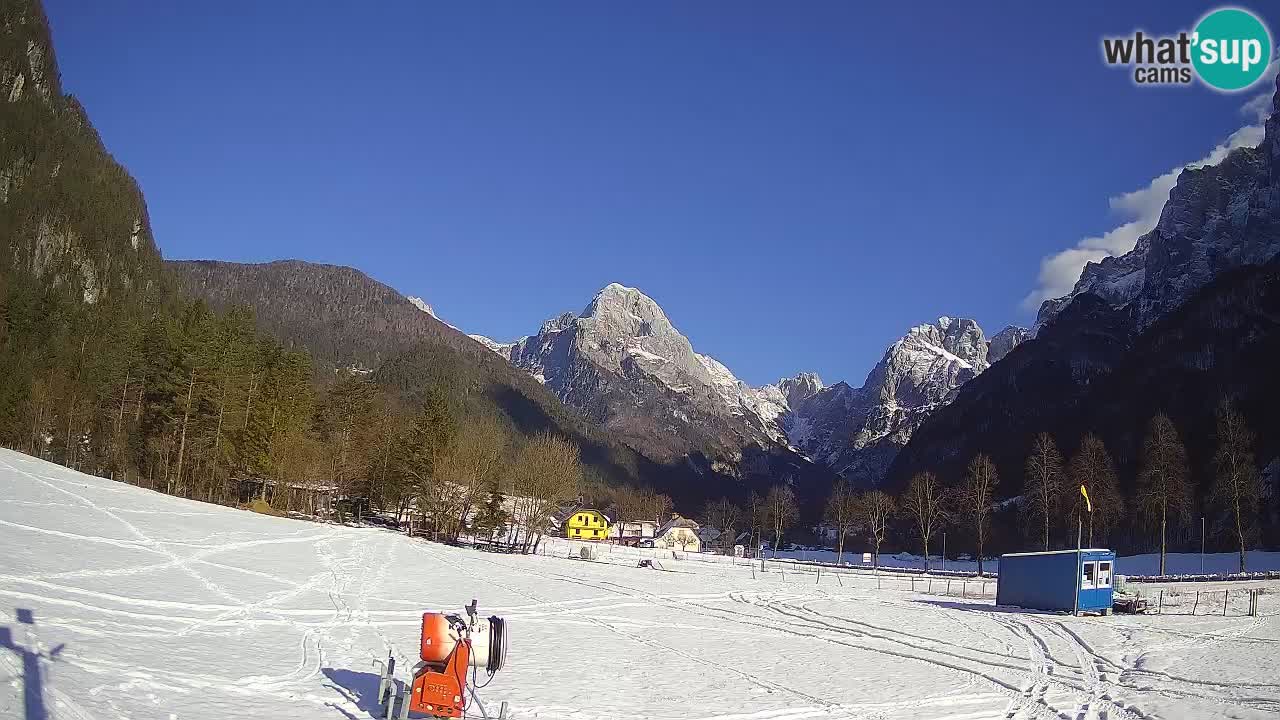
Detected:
left=565, top=508, right=610, bottom=541
left=997, top=549, right=1116, bottom=614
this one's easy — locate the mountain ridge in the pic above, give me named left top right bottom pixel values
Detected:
left=472, top=284, right=1028, bottom=484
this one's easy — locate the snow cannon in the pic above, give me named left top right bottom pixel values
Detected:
left=374, top=600, right=508, bottom=719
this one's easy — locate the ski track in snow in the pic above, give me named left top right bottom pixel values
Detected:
left=2, top=450, right=1280, bottom=720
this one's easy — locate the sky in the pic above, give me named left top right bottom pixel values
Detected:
left=43, top=1, right=1277, bottom=387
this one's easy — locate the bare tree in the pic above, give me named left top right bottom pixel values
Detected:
left=1023, top=432, right=1064, bottom=551
left=614, top=486, right=652, bottom=542
left=702, top=497, right=742, bottom=554
left=747, top=491, right=765, bottom=553
left=1069, top=433, right=1124, bottom=547
left=509, top=432, right=581, bottom=553
left=856, top=490, right=895, bottom=569
left=1212, top=400, right=1261, bottom=572
left=435, top=415, right=508, bottom=540
left=765, top=484, right=799, bottom=553
left=903, top=471, right=945, bottom=571
left=824, top=478, right=859, bottom=564
left=1136, top=413, right=1192, bottom=575
left=651, top=492, right=674, bottom=525
left=962, top=454, right=998, bottom=575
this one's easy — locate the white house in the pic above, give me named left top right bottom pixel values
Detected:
left=609, top=519, right=657, bottom=542
left=654, top=516, right=701, bottom=552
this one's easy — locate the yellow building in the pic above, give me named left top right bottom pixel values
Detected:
left=565, top=508, right=610, bottom=541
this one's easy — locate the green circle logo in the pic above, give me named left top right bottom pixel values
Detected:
left=1192, top=8, right=1272, bottom=91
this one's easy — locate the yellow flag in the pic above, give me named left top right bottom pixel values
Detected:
left=1080, top=485, right=1092, bottom=513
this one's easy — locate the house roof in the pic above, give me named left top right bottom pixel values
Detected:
left=656, top=516, right=699, bottom=537
left=1002, top=548, right=1113, bottom=557
left=552, top=505, right=612, bottom=526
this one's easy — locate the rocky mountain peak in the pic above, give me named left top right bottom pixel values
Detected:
left=539, top=311, right=578, bottom=335
left=776, top=372, right=824, bottom=405
left=900, top=316, right=989, bottom=371
left=1039, top=71, right=1280, bottom=333
left=581, top=283, right=676, bottom=337
left=407, top=296, right=436, bottom=317
left=987, top=325, right=1032, bottom=364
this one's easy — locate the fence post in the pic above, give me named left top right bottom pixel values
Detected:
left=1224, top=590, right=1230, bottom=616
left=816, top=566, right=821, bottom=585
left=1192, top=591, right=1200, bottom=615
left=1158, top=590, right=1163, bottom=615
left=947, top=580, right=952, bottom=597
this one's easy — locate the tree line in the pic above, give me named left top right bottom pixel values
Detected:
left=0, top=286, right=588, bottom=551
left=693, top=401, right=1266, bottom=575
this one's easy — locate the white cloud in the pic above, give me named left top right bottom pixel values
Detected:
left=1021, top=62, right=1278, bottom=314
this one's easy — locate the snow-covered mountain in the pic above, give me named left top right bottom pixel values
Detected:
left=473, top=284, right=1027, bottom=483
left=774, top=317, right=1029, bottom=482
left=472, top=283, right=791, bottom=464
left=1036, top=78, right=1280, bottom=332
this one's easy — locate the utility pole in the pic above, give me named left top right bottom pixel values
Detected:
left=942, top=531, right=947, bottom=572
left=1201, top=516, right=1206, bottom=574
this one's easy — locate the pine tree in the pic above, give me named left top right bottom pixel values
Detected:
left=472, top=485, right=510, bottom=544
left=395, top=387, right=457, bottom=530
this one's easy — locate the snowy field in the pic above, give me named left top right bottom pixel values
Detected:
left=2, top=449, right=1279, bottom=720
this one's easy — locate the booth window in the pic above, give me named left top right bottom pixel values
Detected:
left=1097, top=561, right=1113, bottom=587
left=1081, top=561, right=1098, bottom=590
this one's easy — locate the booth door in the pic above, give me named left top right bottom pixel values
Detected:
left=1078, top=559, right=1114, bottom=611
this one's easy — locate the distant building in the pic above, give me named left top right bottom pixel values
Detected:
left=654, top=516, right=700, bottom=552
left=563, top=507, right=611, bottom=541
left=610, top=519, right=657, bottom=543
left=695, top=526, right=722, bottom=549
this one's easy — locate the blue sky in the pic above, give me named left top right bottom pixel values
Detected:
left=44, top=1, right=1274, bottom=386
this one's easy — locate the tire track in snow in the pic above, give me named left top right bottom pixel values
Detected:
left=414, top=543, right=838, bottom=709
left=478, top=561, right=1033, bottom=717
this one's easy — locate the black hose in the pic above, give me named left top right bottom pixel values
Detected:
left=486, top=616, right=506, bottom=673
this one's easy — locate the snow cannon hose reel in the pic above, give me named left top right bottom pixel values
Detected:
left=373, top=600, right=508, bottom=719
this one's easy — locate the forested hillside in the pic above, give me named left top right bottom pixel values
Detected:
left=0, top=0, right=644, bottom=533
left=167, top=259, right=664, bottom=490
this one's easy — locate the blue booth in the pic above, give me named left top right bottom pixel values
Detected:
left=996, top=549, right=1115, bottom=614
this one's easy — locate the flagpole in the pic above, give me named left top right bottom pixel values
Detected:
left=1074, top=516, right=1082, bottom=617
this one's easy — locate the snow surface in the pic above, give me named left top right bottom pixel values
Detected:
left=3, top=449, right=1279, bottom=720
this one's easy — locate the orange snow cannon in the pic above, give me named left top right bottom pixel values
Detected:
left=375, top=600, right=507, bottom=719
left=409, top=612, right=472, bottom=718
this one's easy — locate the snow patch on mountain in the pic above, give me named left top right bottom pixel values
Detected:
left=407, top=296, right=435, bottom=316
